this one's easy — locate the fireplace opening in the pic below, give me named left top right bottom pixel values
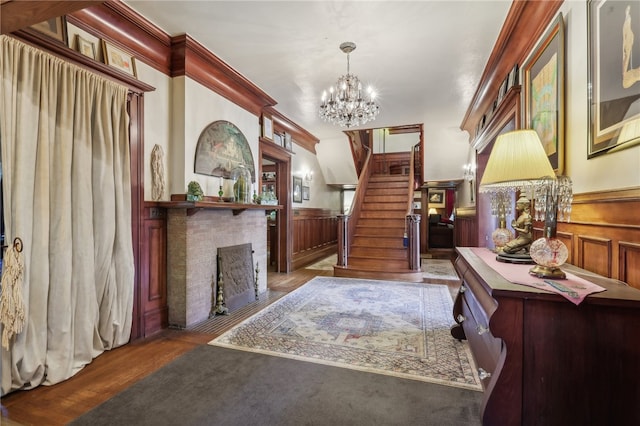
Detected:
left=213, top=243, right=257, bottom=316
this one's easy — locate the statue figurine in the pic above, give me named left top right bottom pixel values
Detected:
left=502, top=195, right=533, bottom=255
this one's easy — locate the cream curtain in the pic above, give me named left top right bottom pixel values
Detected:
left=0, top=35, right=134, bottom=394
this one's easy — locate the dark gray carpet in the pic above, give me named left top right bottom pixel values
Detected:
left=71, top=345, right=482, bottom=426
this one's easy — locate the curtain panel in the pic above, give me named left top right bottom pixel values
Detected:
left=0, top=35, right=134, bottom=394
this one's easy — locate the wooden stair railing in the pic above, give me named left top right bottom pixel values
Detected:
left=337, top=147, right=372, bottom=267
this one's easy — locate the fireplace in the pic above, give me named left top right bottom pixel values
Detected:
left=165, top=208, right=267, bottom=328
left=215, top=243, right=257, bottom=314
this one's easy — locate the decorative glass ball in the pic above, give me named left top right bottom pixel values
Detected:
left=492, top=227, right=513, bottom=252
left=529, top=237, right=569, bottom=268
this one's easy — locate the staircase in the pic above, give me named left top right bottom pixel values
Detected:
left=334, top=172, right=423, bottom=282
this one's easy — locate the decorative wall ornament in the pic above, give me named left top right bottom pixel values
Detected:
left=150, top=144, right=165, bottom=201
left=194, top=120, right=255, bottom=182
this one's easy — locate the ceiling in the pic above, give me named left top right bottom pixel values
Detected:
left=123, top=0, right=512, bottom=144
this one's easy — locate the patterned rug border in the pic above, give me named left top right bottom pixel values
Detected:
left=209, top=276, right=481, bottom=391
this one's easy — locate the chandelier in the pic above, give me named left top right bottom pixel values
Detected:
left=318, top=42, right=380, bottom=128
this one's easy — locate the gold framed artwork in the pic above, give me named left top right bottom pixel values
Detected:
left=261, top=113, right=273, bottom=141
left=30, top=16, right=68, bottom=45
left=75, top=34, right=96, bottom=60
left=522, top=12, right=564, bottom=174
left=102, top=40, right=137, bottom=77
left=428, top=189, right=445, bottom=208
left=588, top=0, right=640, bottom=157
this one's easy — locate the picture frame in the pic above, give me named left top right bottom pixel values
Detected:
left=102, top=40, right=137, bottom=77
left=302, top=186, right=310, bottom=201
left=75, top=34, right=96, bottom=60
left=30, top=16, right=68, bottom=45
left=428, top=189, right=445, bottom=208
left=284, top=132, right=293, bottom=151
left=293, top=176, right=303, bottom=203
left=522, top=12, right=564, bottom=173
left=273, top=132, right=283, bottom=147
left=588, top=0, right=640, bottom=157
left=262, top=113, right=273, bottom=141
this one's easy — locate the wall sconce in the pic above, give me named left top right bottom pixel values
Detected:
left=304, top=170, right=313, bottom=182
left=462, top=163, right=475, bottom=182
left=480, top=129, right=572, bottom=279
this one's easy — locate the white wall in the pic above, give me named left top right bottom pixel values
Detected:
left=291, top=143, right=341, bottom=209
left=136, top=61, right=173, bottom=201
left=315, top=135, right=359, bottom=186
left=371, top=129, right=420, bottom=153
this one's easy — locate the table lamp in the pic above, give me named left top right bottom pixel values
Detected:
left=479, top=129, right=572, bottom=279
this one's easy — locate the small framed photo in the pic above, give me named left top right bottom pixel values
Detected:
left=30, top=16, right=68, bottom=45
left=75, top=34, right=96, bottom=60
left=262, top=113, right=273, bottom=141
left=284, top=132, right=293, bottom=151
left=428, top=189, right=445, bottom=208
left=293, top=176, right=303, bottom=203
left=302, top=186, right=310, bottom=201
left=273, top=132, right=283, bottom=147
left=102, top=40, right=137, bottom=77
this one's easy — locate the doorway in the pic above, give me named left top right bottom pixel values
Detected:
left=260, top=140, right=292, bottom=273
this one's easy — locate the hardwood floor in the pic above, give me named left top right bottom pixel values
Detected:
left=0, top=263, right=459, bottom=425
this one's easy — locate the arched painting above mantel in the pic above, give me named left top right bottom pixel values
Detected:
left=194, top=120, right=255, bottom=181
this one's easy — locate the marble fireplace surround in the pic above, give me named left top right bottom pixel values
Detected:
left=166, top=208, right=268, bottom=328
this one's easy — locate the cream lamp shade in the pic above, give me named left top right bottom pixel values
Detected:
left=428, top=208, right=438, bottom=216
left=479, top=129, right=556, bottom=192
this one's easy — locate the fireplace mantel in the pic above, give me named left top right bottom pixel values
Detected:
left=151, top=200, right=282, bottom=216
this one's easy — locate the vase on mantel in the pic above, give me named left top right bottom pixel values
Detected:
left=231, top=164, right=252, bottom=204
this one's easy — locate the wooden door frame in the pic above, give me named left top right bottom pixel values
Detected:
left=259, top=139, right=292, bottom=273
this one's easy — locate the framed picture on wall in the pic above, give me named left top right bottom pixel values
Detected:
left=302, top=186, right=310, bottom=200
left=262, top=113, right=273, bottom=141
left=428, top=189, right=445, bottom=208
left=102, top=40, right=137, bottom=77
left=75, top=34, right=96, bottom=60
left=29, top=16, right=68, bottom=45
left=588, top=0, right=640, bottom=157
left=284, top=132, right=293, bottom=151
left=522, top=12, right=564, bottom=173
left=293, top=176, right=303, bottom=203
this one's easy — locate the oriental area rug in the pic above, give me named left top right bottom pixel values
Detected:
left=210, top=276, right=481, bottom=391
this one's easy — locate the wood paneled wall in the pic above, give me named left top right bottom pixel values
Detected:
left=292, top=208, right=338, bottom=270
left=140, top=204, right=169, bottom=336
left=371, top=152, right=411, bottom=175
left=533, top=188, right=640, bottom=290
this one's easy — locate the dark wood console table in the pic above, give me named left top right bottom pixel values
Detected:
left=451, top=247, right=640, bottom=426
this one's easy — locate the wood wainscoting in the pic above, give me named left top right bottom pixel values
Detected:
left=292, top=208, right=339, bottom=270
left=140, top=204, right=169, bottom=336
left=534, top=187, right=640, bottom=290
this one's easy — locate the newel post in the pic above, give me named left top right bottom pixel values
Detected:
left=406, top=214, right=421, bottom=271
left=337, top=214, right=349, bottom=266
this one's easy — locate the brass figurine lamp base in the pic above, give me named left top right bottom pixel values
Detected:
left=529, top=264, right=567, bottom=279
